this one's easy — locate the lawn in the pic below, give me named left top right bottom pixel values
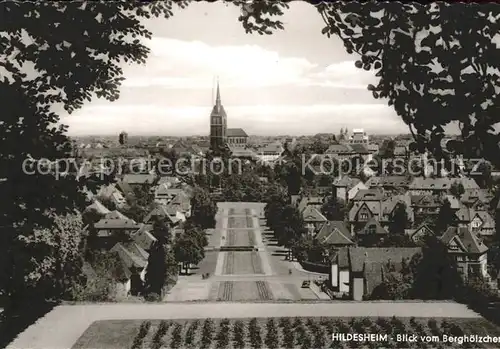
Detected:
left=72, top=316, right=500, bottom=349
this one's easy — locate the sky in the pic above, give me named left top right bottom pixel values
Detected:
left=64, top=1, right=409, bottom=137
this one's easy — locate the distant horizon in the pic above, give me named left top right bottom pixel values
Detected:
left=70, top=131, right=455, bottom=139
left=63, top=2, right=418, bottom=137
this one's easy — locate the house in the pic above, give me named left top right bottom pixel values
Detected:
left=115, top=180, right=134, bottom=199
left=364, top=175, right=411, bottom=192
left=348, top=191, right=413, bottom=233
left=84, top=200, right=110, bottom=216
left=228, top=147, right=258, bottom=160
left=302, top=205, right=328, bottom=235
left=325, top=143, right=372, bottom=163
left=154, top=186, right=185, bottom=205
left=122, top=174, right=157, bottom=188
left=93, top=210, right=141, bottom=242
left=257, top=142, right=284, bottom=164
left=157, top=176, right=181, bottom=188
left=332, top=176, right=367, bottom=203
left=154, top=184, right=172, bottom=204
left=411, top=195, right=441, bottom=225
left=132, top=224, right=156, bottom=252
left=379, top=194, right=414, bottom=226
left=316, top=221, right=354, bottom=247
left=440, top=226, right=489, bottom=279
left=461, top=188, right=494, bottom=208
left=393, top=146, right=407, bottom=157
left=166, top=190, right=192, bottom=218
left=296, top=196, right=324, bottom=213
left=330, top=247, right=422, bottom=300
left=351, top=188, right=386, bottom=202
left=444, top=195, right=462, bottom=210
left=347, top=128, right=369, bottom=145
left=143, top=205, right=183, bottom=229
left=227, top=128, right=249, bottom=148
left=109, top=241, right=149, bottom=296
left=408, top=177, right=479, bottom=196
left=405, top=224, right=434, bottom=244
left=471, top=211, right=495, bottom=236
left=356, top=218, right=389, bottom=245
left=83, top=240, right=150, bottom=299
left=170, top=140, right=199, bottom=156
left=97, top=184, right=127, bottom=208
left=348, top=200, right=382, bottom=235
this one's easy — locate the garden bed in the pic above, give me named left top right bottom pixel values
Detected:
left=72, top=316, right=500, bottom=349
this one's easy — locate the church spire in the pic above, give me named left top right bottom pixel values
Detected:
left=215, top=77, right=221, bottom=109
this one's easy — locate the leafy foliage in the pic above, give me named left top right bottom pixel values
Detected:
left=379, top=202, right=414, bottom=247
left=4, top=213, right=87, bottom=304
left=434, top=198, right=456, bottom=233
left=411, top=235, right=463, bottom=299
left=321, top=196, right=346, bottom=220
left=145, top=219, right=177, bottom=296
left=0, top=0, right=190, bottom=305
left=173, top=233, right=203, bottom=274
left=237, top=1, right=500, bottom=163
left=190, top=186, right=217, bottom=229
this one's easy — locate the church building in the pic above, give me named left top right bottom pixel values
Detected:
left=209, top=81, right=248, bottom=152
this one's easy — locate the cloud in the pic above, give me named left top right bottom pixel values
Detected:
left=121, top=37, right=377, bottom=90
left=122, top=37, right=317, bottom=89
left=306, top=61, right=377, bottom=89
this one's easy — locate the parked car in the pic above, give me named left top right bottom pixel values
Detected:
left=301, top=280, right=310, bottom=288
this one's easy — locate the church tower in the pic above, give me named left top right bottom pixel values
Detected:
left=210, top=79, right=227, bottom=152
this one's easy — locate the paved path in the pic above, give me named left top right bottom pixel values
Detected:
left=7, top=302, right=480, bottom=349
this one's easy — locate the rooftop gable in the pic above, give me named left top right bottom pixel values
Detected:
left=441, top=226, right=488, bottom=254
left=302, top=205, right=328, bottom=222
left=316, top=221, right=353, bottom=245
left=227, top=128, right=248, bottom=137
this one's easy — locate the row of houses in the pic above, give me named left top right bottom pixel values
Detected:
left=290, top=174, right=498, bottom=300
left=83, top=174, right=193, bottom=299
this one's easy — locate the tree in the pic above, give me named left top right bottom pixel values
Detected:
left=96, top=195, right=118, bottom=212
left=380, top=202, right=414, bottom=247
left=144, top=217, right=177, bottom=295
left=321, top=196, right=346, bottom=221
left=450, top=181, right=465, bottom=198
left=184, top=221, right=208, bottom=250
left=82, top=208, right=105, bottom=228
left=275, top=205, right=307, bottom=259
left=5, top=213, right=87, bottom=305
left=282, top=162, right=303, bottom=195
left=191, top=186, right=217, bottom=229
left=379, top=139, right=396, bottom=159
left=238, top=2, right=500, bottom=164
left=151, top=216, right=172, bottom=244
left=310, top=138, right=329, bottom=154
left=473, top=161, right=493, bottom=189
left=371, top=271, right=412, bottom=300
left=0, top=1, right=190, bottom=306
left=388, top=202, right=408, bottom=235
left=411, top=235, right=463, bottom=299
left=174, top=234, right=203, bottom=275
left=118, top=132, right=127, bottom=146
left=144, top=240, right=167, bottom=296
left=435, top=198, right=456, bottom=234
left=221, top=171, right=264, bottom=202
left=122, top=185, right=155, bottom=222
left=306, top=237, right=326, bottom=263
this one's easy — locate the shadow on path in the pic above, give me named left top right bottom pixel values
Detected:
left=0, top=302, right=56, bottom=349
